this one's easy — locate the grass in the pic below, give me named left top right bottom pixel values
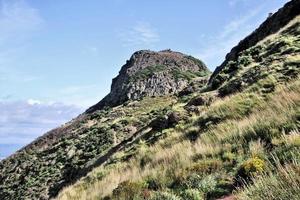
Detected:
left=236, top=155, right=300, bottom=200
left=55, top=15, right=300, bottom=200
left=56, top=77, right=300, bottom=200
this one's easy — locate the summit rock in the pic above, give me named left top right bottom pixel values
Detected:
left=87, top=49, right=209, bottom=112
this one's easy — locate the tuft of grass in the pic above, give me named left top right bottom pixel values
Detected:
left=236, top=156, right=300, bottom=200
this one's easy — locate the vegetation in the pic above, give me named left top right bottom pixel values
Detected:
left=56, top=16, right=300, bottom=200
left=1, top=6, right=300, bottom=200
left=130, top=65, right=167, bottom=82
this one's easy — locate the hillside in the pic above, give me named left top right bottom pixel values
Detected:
left=1, top=0, right=300, bottom=200
left=0, top=50, right=210, bottom=200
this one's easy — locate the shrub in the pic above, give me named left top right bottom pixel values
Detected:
left=236, top=157, right=265, bottom=183
left=197, top=175, right=218, bottom=194
left=171, top=68, right=200, bottom=81
left=112, top=181, right=147, bottom=200
left=185, top=127, right=201, bottom=141
left=210, top=73, right=229, bottom=89
left=185, top=55, right=206, bottom=68
left=180, top=189, right=204, bottom=200
left=187, top=159, right=223, bottom=175
left=150, top=191, right=182, bottom=200
left=130, top=65, right=166, bottom=81
left=218, top=78, right=242, bottom=96
left=222, top=152, right=236, bottom=162
left=145, top=176, right=164, bottom=191
left=237, top=55, right=252, bottom=66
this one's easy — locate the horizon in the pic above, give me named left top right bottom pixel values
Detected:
left=0, top=0, right=289, bottom=159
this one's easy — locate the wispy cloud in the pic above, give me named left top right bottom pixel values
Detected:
left=59, top=85, right=98, bottom=95
left=118, top=22, right=159, bottom=47
left=82, top=46, right=100, bottom=56
left=196, top=5, right=266, bottom=69
left=228, top=0, right=249, bottom=7
left=0, top=0, right=44, bottom=82
left=0, top=0, right=43, bottom=46
left=0, top=100, right=83, bottom=157
left=54, top=84, right=103, bottom=108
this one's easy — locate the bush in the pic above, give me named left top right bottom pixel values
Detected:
left=224, top=61, right=238, bottom=73
left=187, top=159, right=223, bottom=175
left=130, top=65, right=166, bottom=81
left=150, top=191, right=182, bottom=200
left=236, top=157, right=265, bottom=183
left=180, top=189, right=203, bottom=200
left=145, top=176, right=164, bottom=191
left=197, top=175, right=218, bottom=194
left=222, top=152, right=236, bottom=162
left=112, top=181, right=147, bottom=200
left=218, top=78, right=242, bottom=96
left=210, top=73, right=229, bottom=89
left=237, top=55, right=252, bottom=66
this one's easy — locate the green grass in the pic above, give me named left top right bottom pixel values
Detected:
left=57, top=77, right=300, bottom=200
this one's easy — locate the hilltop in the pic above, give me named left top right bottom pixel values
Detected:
left=87, top=49, right=209, bottom=112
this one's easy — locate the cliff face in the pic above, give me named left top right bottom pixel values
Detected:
left=87, top=50, right=209, bottom=112
left=209, top=0, right=300, bottom=86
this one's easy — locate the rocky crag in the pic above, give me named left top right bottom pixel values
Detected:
left=87, top=49, right=209, bottom=112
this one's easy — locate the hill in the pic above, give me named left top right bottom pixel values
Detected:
left=1, top=0, right=300, bottom=200
left=0, top=50, right=210, bottom=200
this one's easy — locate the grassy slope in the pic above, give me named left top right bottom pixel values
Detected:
left=56, top=17, right=300, bottom=200
left=0, top=95, right=176, bottom=199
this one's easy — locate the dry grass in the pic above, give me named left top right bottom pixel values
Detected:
left=56, top=78, right=300, bottom=200
left=236, top=156, right=300, bottom=200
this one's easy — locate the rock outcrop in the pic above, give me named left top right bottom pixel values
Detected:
left=87, top=50, right=209, bottom=113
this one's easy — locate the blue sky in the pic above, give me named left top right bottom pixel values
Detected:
left=0, top=0, right=289, bottom=159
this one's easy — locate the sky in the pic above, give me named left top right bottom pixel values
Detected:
left=0, top=0, right=289, bottom=159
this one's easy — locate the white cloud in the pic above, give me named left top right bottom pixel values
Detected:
left=118, top=22, right=159, bottom=47
left=27, top=98, right=41, bottom=105
left=196, top=5, right=266, bottom=69
left=0, top=100, right=83, bottom=145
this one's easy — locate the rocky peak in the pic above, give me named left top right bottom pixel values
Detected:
left=87, top=50, right=209, bottom=113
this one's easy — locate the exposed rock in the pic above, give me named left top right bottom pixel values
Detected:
left=124, top=126, right=137, bottom=134
left=185, top=94, right=215, bottom=113
left=167, top=112, right=182, bottom=126
left=150, top=112, right=182, bottom=131
left=187, top=96, right=206, bottom=106
left=87, top=50, right=209, bottom=113
left=178, top=85, right=195, bottom=96
left=178, top=77, right=209, bottom=97
left=185, top=105, right=201, bottom=114
left=150, top=115, right=169, bottom=131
